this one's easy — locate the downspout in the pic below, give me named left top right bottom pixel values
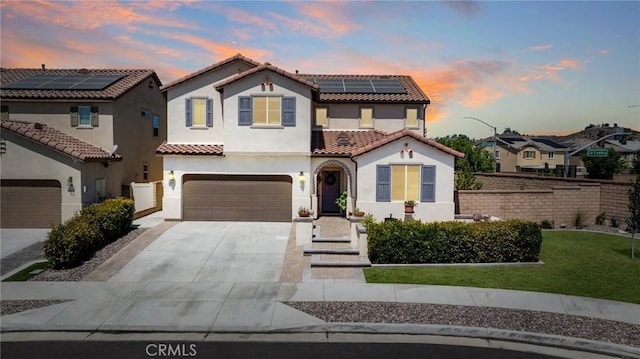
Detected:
left=349, top=155, right=358, bottom=211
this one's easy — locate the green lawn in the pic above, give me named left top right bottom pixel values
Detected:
left=364, top=231, right=640, bottom=304
left=2, top=261, right=49, bottom=282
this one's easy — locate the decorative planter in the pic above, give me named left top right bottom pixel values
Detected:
left=404, top=204, right=415, bottom=214
left=298, top=211, right=310, bottom=217
left=353, top=211, right=365, bottom=217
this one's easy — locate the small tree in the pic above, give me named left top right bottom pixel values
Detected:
left=632, top=150, right=640, bottom=175
left=628, top=175, right=640, bottom=258
left=582, top=148, right=625, bottom=179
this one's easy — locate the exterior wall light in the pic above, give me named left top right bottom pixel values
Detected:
left=298, top=171, right=305, bottom=184
left=67, top=176, right=75, bottom=193
left=168, top=170, right=175, bottom=181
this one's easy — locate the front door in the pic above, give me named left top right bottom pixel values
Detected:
left=321, top=170, right=341, bottom=215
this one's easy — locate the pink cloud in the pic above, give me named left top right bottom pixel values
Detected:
left=1, top=0, right=192, bottom=32
left=526, top=44, right=552, bottom=52
left=294, top=2, right=359, bottom=36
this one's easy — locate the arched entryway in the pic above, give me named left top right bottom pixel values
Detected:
left=313, top=159, right=354, bottom=217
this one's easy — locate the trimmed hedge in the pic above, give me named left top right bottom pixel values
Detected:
left=44, top=199, right=134, bottom=269
left=367, top=219, right=542, bottom=264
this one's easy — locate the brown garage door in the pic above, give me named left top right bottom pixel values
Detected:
left=183, top=174, right=292, bottom=222
left=1, top=179, right=62, bottom=228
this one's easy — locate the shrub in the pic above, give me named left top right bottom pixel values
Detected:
left=540, top=219, right=553, bottom=229
left=367, top=219, right=542, bottom=264
left=595, top=212, right=607, bottom=226
left=44, top=216, right=103, bottom=269
left=573, top=211, right=586, bottom=229
left=81, top=198, right=134, bottom=245
left=610, top=217, right=620, bottom=228
left=43, top=198, right=134, bottom=269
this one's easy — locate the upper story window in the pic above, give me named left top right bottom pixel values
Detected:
left=524, top=150, right=536, bottom=159
left=152, top=116, right=160, bottom=137
left=406, top=108, right=418, bottom=128
left=495, top=150, right=500, bottom=159
left=71, top=106, right=98, bottom=127
left=376, top=165, right=436, bottom=203
left=185, top=98, right=212, bottom=128
left=238, top=96, right=296, bottom=127
left=315, top=108, right=328, bottom=127
left=360, top=107, right=373, bottom=127
left=548, top=151, right=555, bottom=159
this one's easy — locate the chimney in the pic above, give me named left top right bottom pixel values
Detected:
left=41, top=64, right=46, bottom=71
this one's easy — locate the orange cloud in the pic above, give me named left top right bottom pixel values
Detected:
left=530, top=58, right=583, bottom=82
left=294, top=1, right=359, bottom=36
left=1, top=0, right=191, bottom=32
left=156, top=31, right=271, bottom=64
left=223, top=7, right=278, bottom=33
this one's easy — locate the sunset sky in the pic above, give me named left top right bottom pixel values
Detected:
left=1, top=1, right=638, bottom=138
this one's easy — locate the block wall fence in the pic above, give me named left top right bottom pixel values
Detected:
left=457, top=173, right=634, bottom=227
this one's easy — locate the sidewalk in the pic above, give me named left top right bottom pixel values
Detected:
left=1, top=281, right=639, bottom=357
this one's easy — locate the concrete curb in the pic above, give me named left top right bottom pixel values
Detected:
left=1, top=324, right=637, bottom=358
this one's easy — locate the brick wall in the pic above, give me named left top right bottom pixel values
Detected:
left=457, top=173, right=632, bottom=227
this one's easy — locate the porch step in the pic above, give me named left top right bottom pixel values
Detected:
left=310, top=255, right=371, bottom=268
left=312, top=237, right=351, bottom=243
left=303, top=245, right=358, bottom=256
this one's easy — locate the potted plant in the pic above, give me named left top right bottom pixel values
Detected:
left=404, top=200, right=416, bottom=214
left=298, top=206, right=310, bottom=217
left=335, top=191, right=348, bottom=214
left=352, top=207, right=365, bottom=217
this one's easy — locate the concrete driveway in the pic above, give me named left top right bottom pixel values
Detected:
left=108, top=221, right=291, bottom=283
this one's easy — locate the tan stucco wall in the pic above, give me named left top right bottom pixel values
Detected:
left=319, top=103, right=424, bottom=135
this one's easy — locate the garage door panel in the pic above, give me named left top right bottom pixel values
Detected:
left=183, top=175, right=292, bottom=222
left=1, top=180, right=62, bottom=228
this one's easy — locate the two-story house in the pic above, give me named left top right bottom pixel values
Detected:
left=0, top=68, right=166, bottom=227
left=481, top=136, right=568, bottom=173
left=157, top=54, right=462, bottom=222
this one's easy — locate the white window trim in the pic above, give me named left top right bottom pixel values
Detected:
left=524, top=150, right=535, bottom=159
left=253, top=95, right=283, bottom=126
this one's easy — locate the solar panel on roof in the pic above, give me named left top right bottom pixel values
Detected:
left=4, top=74, right=124, bottom=90
left=533, top=138, right=567, bottom=149
left=500, top=137, right=527, bottom=144
left=313, top=77, right=407, bottom=94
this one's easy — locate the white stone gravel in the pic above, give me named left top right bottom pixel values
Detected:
left=286, top=301, right=640, bottom=348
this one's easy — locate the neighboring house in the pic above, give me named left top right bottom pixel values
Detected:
left=0, top=68, right=166, bottom=227
left=481, top=136, right=568, bottom=173
left=157, top=54, right=463, bottom=222
left=603, top=139, right=640, bottom=170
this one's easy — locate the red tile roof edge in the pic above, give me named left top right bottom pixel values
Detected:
left=214, top=63, right=320, bottom=91
left=0, top=120, right=123, bottom=162
left=160, top=54, right=262, bottom=92
left=350, top=128, right=465, bottom=158
left=155, top=142, right=225, bottom=156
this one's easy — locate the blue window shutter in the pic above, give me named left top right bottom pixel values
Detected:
left=206, top=98, right=213, bottom=127
left=281, top=97, right=296, bottom=127
left=238, top=96, right=252, bottom=126
left=421, top=166, right=436, bottom=202
left=185, top=98, right=192, bottom=127
left=376, top=165, right=391, bottom=202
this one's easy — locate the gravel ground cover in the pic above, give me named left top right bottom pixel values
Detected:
left=1, top=300, right=72, bottom=316
left=286, top=301, right=640, bottom=347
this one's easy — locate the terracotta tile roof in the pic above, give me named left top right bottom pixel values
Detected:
left=311, top=129, right=388, bottom=156
left=214, top=62, right=319, bottom=91
left=160, top=53, right=262, bottom=92
left=1, top=120, right=122, bottom=162
left=300, top=74, right=430, bottom=103
left=0, top=68, right=160, bottom=101
left=312, top=129, right=464, bottom=158
left=155, top=142, right=224, bottom=156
